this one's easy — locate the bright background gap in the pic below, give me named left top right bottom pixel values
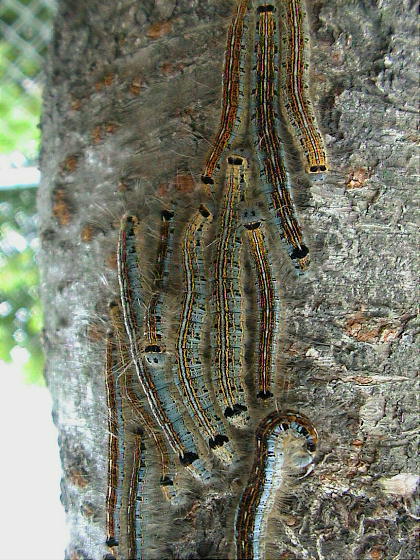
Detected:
left=0, top=361, right=68, bottom=560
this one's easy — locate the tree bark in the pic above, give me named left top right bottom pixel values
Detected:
left=39, top=1, right=418, bottom=559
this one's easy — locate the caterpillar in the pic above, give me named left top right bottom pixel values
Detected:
left=104, top=330, right=124, bottom=555
left=243, top=217, right=278, bottom=400
left=279, top=0, right=328, bottom=174
left=117, top=215, right=212, bottom=483
left=126, top=434, right=145, bottom=560
left=201, top=0, right=250, bottom=187
left=176, top=205, right=235, bottom=464
left=212, top=155, right=249, bottom=428
left=251, top=2, right=309, bottom=271
left=234, top=411, right=318, bottom=560
left=144, top=209, right=175, bottom=350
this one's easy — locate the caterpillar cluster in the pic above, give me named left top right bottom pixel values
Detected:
left=202, top=0, right=328, bottom=272
left=102, top=1, right=324, bottom=559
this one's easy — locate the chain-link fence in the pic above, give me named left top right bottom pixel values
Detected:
left=0, top=0, right=56, bottom=185
left=0, top=0, right=57, bottom=383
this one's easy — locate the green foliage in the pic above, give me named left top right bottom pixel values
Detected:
left=0, top=189, right=44, bottom=384
left=0, top=80, right=41, bottom=158
left=0, top=0, right=57, bottom=383
left=0, top=0, right=56, bottom=159
left=0, top=0, right=62, bottom=510
left=0, top=41, right=42, bottom=159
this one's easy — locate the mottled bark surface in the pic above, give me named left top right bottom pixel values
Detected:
left=39, top=1, right=418, bottom=559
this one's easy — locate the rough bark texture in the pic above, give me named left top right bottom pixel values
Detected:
left=39, top=1, right=418, bottom=559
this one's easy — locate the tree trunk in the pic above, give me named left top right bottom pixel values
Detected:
left=38, top=1, right=418, bottom=559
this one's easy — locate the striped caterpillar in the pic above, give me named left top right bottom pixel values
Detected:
left=279, top=0, right=328, bottom=174
left=211, top=155, right=250, bottom=428
left=175, top=205, right=235, bottom=464
left=201, top=0, right=250, bottom=187
left=251, top=2, right=309, bottom=271
left=104, top=330, right=124, bottom=554
left=126, top=434, right=145, bottom=560
left=242, top=216, right=279, bottom=400
left=234, top=411, right=318, bottom=560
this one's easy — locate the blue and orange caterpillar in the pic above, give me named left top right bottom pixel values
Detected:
left=242, top=214, right=279, bottom=400
left=126, top=434, right=146, bottom=560
left=235, top=411, right=318, bottom=560
left=104, top=329, right=125, bottom=555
